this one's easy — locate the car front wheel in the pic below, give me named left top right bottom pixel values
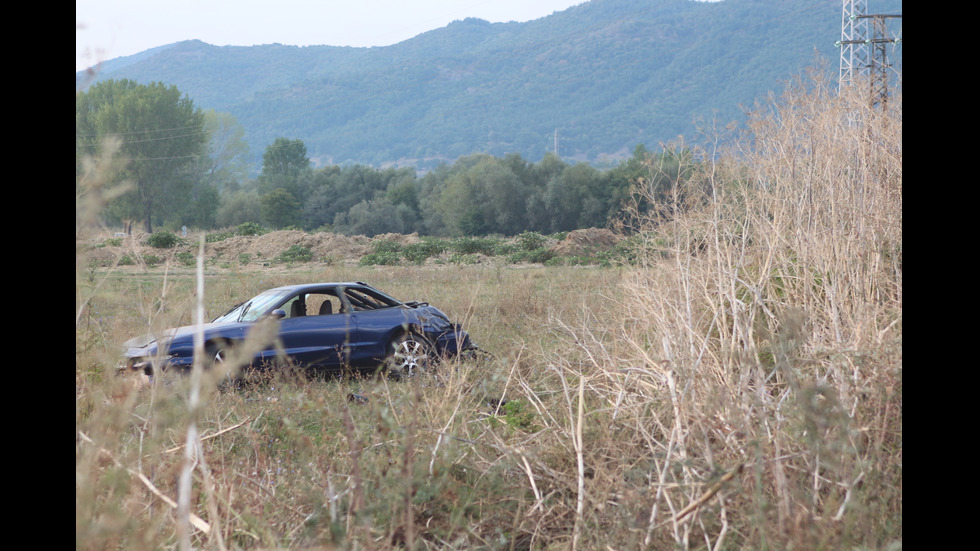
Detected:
left=384, top=332, right=435, bottom=377
left=206, top=340, right=230, bottom=369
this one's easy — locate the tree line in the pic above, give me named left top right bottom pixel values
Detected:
left=77, top=79, right=692, bottom=237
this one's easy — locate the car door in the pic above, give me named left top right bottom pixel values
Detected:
left=341, top=287, right=417, bottom=366
left=274, top=291, right=357, bottom=369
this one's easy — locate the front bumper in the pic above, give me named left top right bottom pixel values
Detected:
left=120, top=349, right=193, bottom=376
left=429, top=323, right=477, bottom=356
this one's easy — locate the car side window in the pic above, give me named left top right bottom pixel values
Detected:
left=282, top=296, right=307, bottom=318
left=306, top=293, right=340, bottom=316
left=344, top=288, right=395, bottom=311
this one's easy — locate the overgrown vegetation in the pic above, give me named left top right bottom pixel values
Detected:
left=146, top=231, right=182, bottom=249
left=274, top=244, right=314, bottom=264
left=77, top=73, right=900, bottom=550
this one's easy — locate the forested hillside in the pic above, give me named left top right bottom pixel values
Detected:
left=76, top=0, right=903, bottom=171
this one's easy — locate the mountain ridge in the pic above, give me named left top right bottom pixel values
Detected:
left=76, top=0, right=902, bottom=171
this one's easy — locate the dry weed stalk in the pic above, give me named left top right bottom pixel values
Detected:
left=513, top=72, right=902, bottom=549
left=627, top=74, right=897, bottom=547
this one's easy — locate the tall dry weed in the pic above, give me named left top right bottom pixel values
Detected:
left=530, top=72, right=901, bottom=548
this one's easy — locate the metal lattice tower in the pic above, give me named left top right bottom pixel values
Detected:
left=837, top=1, right=902, bottom=107
left=839, top=0, right=869, bottom=88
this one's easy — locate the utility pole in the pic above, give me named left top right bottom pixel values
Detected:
left=554, top=128, right=559, bottom=157
left=837, top=0, right=902, bottom=108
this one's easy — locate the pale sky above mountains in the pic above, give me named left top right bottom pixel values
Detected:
left=76, top=0, right=590, bottom=72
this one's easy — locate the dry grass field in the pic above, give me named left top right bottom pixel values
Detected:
left=76, top=75, right=901, bottom=550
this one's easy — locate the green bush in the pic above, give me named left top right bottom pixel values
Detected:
left=176, top=251, right=195, bottom=266
left=370, top=239, right=402, bottom=254
left=236, top=222, right=265, bottom=236
left=502, top=400, right=539, bottom=432
left=448, top=237, right=501, bottom=256
left=516, top=231, right=546, bottom=251
left=507, top=247, right=555, bottom=264
left=448, top=253, right=480, bottom=265
left=607, top=235, right=660, bottom=265
left=143, top=254, right=161, bottom=267
left=401, top=240, right=447, bottom=264
left=359, top=251, right=400, bottom=266
left=146, top=232, right=181, bottom=249
left=205, top=230, right=235, bottom=243
left=491, top=242, right=518, bottom=256
left=275, top=245, right=313, bottom=263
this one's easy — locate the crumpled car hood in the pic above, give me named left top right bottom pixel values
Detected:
left=123, top=322, right=227, bottom=350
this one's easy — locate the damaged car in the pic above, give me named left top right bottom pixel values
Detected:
left=121, top=282, right=476, bottom=378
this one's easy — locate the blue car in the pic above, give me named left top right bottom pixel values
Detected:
left=121, top=282, right=476, bottom=378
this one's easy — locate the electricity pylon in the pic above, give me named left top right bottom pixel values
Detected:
left=837, top=0, right=902, bottom=108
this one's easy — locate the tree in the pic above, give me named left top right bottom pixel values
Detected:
left=194, top=110, right=250, bottom=193
left=258, top=138, right=311, bottom=200
left=76, top=79, right=206, bottom=233
left=261, top=188, right=299, bottom=229
left=332, top=198, right=418, bottom=237
left=183, top=183, right=220, bottom=228
left=217, top=191, right=262, bottom=227
left=434, top=155, right=525, bottom=236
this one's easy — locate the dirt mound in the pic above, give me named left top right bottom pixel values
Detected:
left=84, top=228, right=623, bottom=269
left=553, top=228, right=621, bottom=257
left=206, top=230, right=373, bottom=263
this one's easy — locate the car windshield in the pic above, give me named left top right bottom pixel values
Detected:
left=212, top=288, right=293, bottom=323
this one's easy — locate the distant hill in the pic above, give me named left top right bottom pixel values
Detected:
left=76, top=0, right=902, bottom=172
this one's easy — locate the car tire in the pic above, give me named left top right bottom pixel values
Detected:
left=208, top=339, right=253, bottom=390
left=206, top=340, right=231, bottom=369
left=383, top=331, right=435, bottom=378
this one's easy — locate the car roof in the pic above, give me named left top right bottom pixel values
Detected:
left=266, top=281, right=372, bottom=293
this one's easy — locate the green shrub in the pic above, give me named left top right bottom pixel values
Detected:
left=102, top=238, right=122, bottom=247
left=359, top=251, right=400, bottom=266
left=489, top=400, right=540, bottom=433
left=118, top=254, right=134, bottom=266
left=448, top=253, right=480, bottom=265
left=236, top=222, right=265, bottom=236
left=448, top=237, right=501, bottom=255
left=607, top=235, right=661, bottom=265
left=516, top=231, right=546, bottom=251
left=370, top=239, right=402, bottom=254
left=175, top=251, right=195, bottom=266
left=401, top=240, right=446, bottom=264
left=146, top=232, right=181, bottom=249
left=507, top=248, right=555, bottom=264
left=491, top=242, right=518, bottom=256
left=205, top=230, right=235, bottom=243
left=275, top=245, right=313, bottom=263
left=143, top=255, right=161, bottom=267
left=238, top=253, right=252, bottom=265
left=502, top=400, right=539, bottom=432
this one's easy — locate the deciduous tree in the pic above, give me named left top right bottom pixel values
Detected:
left=76, top=79, right=206, bottom=233
left=258, top=138, right=312, bottom=201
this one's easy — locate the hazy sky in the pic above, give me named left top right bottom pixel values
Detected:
left=76, top=0, right=587, bottom=71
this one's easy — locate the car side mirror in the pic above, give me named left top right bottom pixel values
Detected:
left=271, top=309, right=286, bottom=319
